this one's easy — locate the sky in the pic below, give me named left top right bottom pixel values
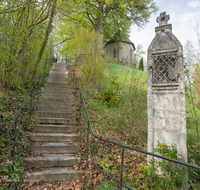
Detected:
left=130, top=0, right=200, bottom=58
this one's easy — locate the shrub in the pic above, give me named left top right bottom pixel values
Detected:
left=95, top=75, right=121, bottom=107
left=139, top=142, right=190, bottom=189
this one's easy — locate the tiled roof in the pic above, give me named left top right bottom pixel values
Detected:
left=105, top=31, right=135, bottom=50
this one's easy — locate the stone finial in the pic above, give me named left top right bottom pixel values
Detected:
left=156, top=12, right=170, bottom=26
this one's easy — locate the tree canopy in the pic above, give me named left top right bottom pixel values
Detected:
left=54, top=0, right=158, bottom=60
left=0, top=0, right=55, bottom=90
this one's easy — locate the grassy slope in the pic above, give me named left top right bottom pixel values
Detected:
left=81, top=63, right=148, bottom=147
left=80, top=63, right=148, bottom=189
left=80, top=63, right=200, bottom=189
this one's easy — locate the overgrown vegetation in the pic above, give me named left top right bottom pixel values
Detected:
left=73, top=63, right=148, bottom=189
left=0, top=0, right=54, bottom=91
left=0, top=1, right=55, bottom=187
left=139, top=142, right=189, bottom=189
left=73, top=59, right=200, bottom=189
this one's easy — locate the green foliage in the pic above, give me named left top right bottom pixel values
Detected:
left=81, top=54, right=107, bottom=83
left=58, top=0, right=158, bottom=43
left=67, top=26, right=107, bottom=83
left=0, top=0, right=54, bottom=91
left=138, top=58, right=144, bottom=71
left=134, top=44, right=146, bottom=69
left=139, top=142, right=190, bottom=189
left=96, top=183, right=115, bottom=190
left=95, top=75, right=121, bottom=107
left=81, top=179, right=93, bottom=190
left=1, top=157, right=24, bottom=181
left=184, top=62, right=200, bottom=185
left=81, top=63, right=147, bottom=148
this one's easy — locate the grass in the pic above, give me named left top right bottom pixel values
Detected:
left=77, top=62, right=200, bottom=189
left=81, top=63, right=148, bottom=147
left=77, top=63, right=148, bottom=189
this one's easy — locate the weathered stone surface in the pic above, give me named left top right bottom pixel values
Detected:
left=147, top=12, right=187, bottom=162
left=36, top=117, right=76, bottom=125
left=32, top=124, right=78, bottom=133
left=28, top=133, right=83, bottom=142
left=44, top=83, right=72, bottom=88
left=25, top=63, right=82, bottom=182
left=25, top=167, right=83, bottom=182
left=40, top=97, right=73, bottom=103
left=35, top=111, right=74, bottom=118
left=41, top=94, right=73, bottom=99
left=36, top=105, right=75, bottom=112
left=28, top=143, right=80, bottom=154
left=25, top=155, right=80, bottom=167
left=37, top=102, right=73, bottom=107
left=43, top=90, right=75, bottom=95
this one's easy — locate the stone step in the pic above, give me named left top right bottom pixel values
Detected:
left=42, top=91, right=74, bottom=95
left=42, top=89, right=75, bottom=96
left=25, top=155, right=80, bottom=167
left=28, top=143, right=80, bottom=154
left=38, top=102, right=73, bottom=107
left=47, top=79, right=67, bottom=83
left=48, top=76, right=67, bottom=79
left=47, top=80, right=68, bottom=84
left=28, top=133, right=82, bottom=142
left=41, top=94, right=73, bottom=99
left=44, top=84, right=71, bottom=88
left=35, top=111, right=74, bottom=118
left=32, top=124, right=78, bottom=133
left=36, top=117, right=76, bottom=125
left=25, top=167, right=83, bottom=182
left=36, top=105, right=75, bottom=112
left=40, top=97, right=73, bottom=103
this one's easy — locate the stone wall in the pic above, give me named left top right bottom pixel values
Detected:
left=104, top=42, right=134, bottom=65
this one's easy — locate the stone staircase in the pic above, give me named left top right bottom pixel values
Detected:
left=24, top=63, right=83, bottom=182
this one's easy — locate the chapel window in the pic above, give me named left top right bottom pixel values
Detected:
left=113, top=48, right=116, bottom=58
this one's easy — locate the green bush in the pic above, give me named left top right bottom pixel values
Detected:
left=95, top=75, right=121, bottom=107
left=139, top=142, right=190, bottom=189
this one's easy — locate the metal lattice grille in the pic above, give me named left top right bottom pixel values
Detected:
left=152, top=52, right=178, bottom=83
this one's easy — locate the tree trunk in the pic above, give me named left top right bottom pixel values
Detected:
left=31, top=0, right=56, bottom=81
left=95, top=17, right=105, bottom=35
left=95, top=2, right=105, bottom=35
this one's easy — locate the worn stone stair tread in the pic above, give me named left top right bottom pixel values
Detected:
left=43, top=88, right=75, bottom=92
left=36, top=117, right=76, bottom=125
left=44, top=84, right=72, bottom=88
left=38, top=102, right=74, bottom=107
left=35, top=111, right=74, bottom=118
left=36, top=106, right=75, bottom=112
left=41, top=94, right=73, bottom=98
left=25, top=167, right=83, bottom=182
left=32, top=124, right=78, bottom=133
left=42, top=90, right=74, bottom=93
left=46, top=83, right=73, bottom=87
left=36, top=111, right=72, bottom=114
left=40, top=97, right=73, bottom=102
left=28, top=143, right=80, bottom=154
left=25, top=155, right=80, bottom=167
left=28, top=133, right=82, bottom=142
left=25, top=63, right=82, bottom=182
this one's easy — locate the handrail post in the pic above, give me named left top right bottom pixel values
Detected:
left=120, top=146, right=125, bottom=190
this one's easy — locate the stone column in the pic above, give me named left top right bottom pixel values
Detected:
left=147, top=12, right=187, bottom=162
